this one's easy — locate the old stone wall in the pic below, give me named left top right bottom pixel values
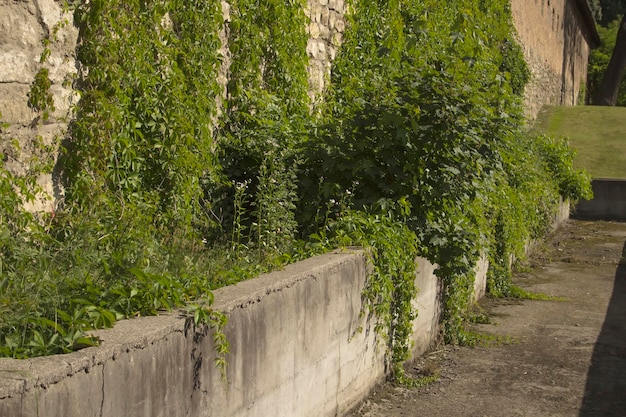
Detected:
left=304, top=0, right=346, bottom=104
left=0, top=0, right=345, bottom=213
left=1, top=1, right=598, bottom=212
left=0, top=0, right=78, bottom=212
left=510, top=0, right=599, bottom=119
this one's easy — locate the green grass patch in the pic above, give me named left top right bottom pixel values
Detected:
left=534, top=105, right=626, bottom=179
left=459, top=330, right=517, bottom=347
left=506, top=285, right=566, bottom=302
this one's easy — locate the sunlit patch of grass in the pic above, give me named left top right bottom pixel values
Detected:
left=534, top=105, right=626, bottom=179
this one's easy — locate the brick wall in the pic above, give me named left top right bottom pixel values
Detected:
left=510, top=0, right=599, bottom=119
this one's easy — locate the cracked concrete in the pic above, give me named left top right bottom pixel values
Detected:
left=0, top=243, right=486, bottom=417
left=0, top=251, right=384, bottom=417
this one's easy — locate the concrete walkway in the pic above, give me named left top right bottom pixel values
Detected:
left=348, top=220, right=626, bottom=417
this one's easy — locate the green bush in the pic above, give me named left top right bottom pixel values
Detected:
left=0, top=0, right=591, bottom=375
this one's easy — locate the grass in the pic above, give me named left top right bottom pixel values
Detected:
left=533, top=105, right=626, bottom=179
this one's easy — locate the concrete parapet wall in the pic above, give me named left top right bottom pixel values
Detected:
left=0, top=197, right=572, bottom=416
left=0, top=250, right=476, bottom=417
left=574, top=179, right=626, bottom=220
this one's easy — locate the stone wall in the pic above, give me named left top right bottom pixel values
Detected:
left=0, top=0, right=78, bottom=212
left=510, top=0, right=600, bottom=119
left=305, top=0, right=346, bottom=105
left=0, top=0, right=599, bottom=212
left=0, top=0, right=346, bottom=213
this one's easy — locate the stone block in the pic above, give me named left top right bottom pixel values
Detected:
left=320, top=7, right=330, bottom=26
left=319, top=23, right=330, bottom=39
left=334, top=15, right=345, bottom=33
left=0, top=83, right=34, bottom=124
left=328, top=45, right=336, bottom=60
left=328, top=10, right=337, bottom=30
left=45, top=54, right=76, bottom=84
left=332, top=31, right=343, bottom=47
left=0, top=3, right=44, bottom=50
left=0, top=49, right=38, bottom=83
left=36, top=0, right=64, bottom=32
left=328, top=0, right=343, bottom=12
left=311, top=4, right=321, bottom=23
left=306, top=39, right=317, bottom=58
left=315, top=41, right=326, bottom=60
left=49, top=84, right=78, bottom=119
left=308, top=22, right=320, bottom=39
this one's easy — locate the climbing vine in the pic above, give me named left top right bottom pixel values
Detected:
left=301, top=0, right=590, bottom=348
left=212, top=0, right=310, bottom=256
left=1, top=0, right=591, bottom=383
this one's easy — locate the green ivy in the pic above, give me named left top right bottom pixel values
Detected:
left=69, top=0, right=223, bottom=237
left=1, top=0, right=592, bottom=377
left=326, top=199, right=419, bottom=380
left=213, top=0, right=309, bottom=252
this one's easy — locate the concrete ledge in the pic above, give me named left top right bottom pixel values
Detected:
left=0, top=200, right=571, bottom=416
left=0, top=251, right=385, bottom=417
left=0, top=250, right=454, bottom=417
left=574, top=179, right=626, bottom=220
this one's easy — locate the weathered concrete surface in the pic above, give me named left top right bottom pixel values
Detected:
left=410, top=257, right=442, bottom=359
left=0, top=251, right=386, bottom=417
left=574, top=179, right=626, bottom=221
left=410, top=254, right=487, bottom=359
left=349, top=219, right=626, bottom=417
left=0, top=250, right=484, bottom=417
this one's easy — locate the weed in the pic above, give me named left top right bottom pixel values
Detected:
left=506, top=285, right=567, bottom=302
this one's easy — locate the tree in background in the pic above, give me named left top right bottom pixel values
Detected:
left=598, top=0, right=626, bottom=25
left=592, top=14, right=626, bottom=105
left=589, top=16, right=626, bottom=105
left=590, top=0, right=603, bottom=22
left=590, top=1, right=626, bottom=105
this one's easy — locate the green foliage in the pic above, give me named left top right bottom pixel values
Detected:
left=1, top=0, right=228, bottom=359
left=505, top=285, right=566, bottom=301
left=598, top=0, right=626, bottom=26
left=300, top=0, right=589, bottom=350
left=325, top=200, right=419, bottom=380
left=28, top=68, right=55, bottom=121
left=302, top=0, right=542, bottom=345
left=2, top=0, right=591, bottom=384
left=213, top=0, right=309, bottom=253
left=534, top=134, right=593, bottom=202
left=590, top=0, right=604, bottom=22
left=69, top=0, right=223, bottom=237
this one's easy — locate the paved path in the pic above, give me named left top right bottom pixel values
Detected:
left=348, top=220, right=626, bottom=417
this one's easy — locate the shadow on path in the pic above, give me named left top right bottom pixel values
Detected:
left=580, top=241, right=626, bottom=416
